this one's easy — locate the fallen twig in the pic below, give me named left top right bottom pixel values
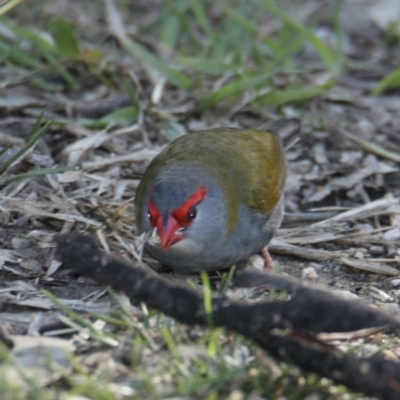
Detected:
left=55, top=234, right=400, bottom=400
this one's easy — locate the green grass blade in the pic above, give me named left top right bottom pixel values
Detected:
left=200, top=271, right=219, bottom=358
left=177, top=56, right=237, bottom=74
left=342, top=129, right=400, bottom=163
left=122, top=77, right=140, bottom=108
left=163, top=0, right=200, bottom=48
left=0, top=143, right=13, bottom=159
left=195, top=71, right=273, bottom=112
left=160, top=8, right=181, bottom=49
left=218, top=265, right=236, bottom=294
left=43, top=289, right=118, bottom=347
left=79, top=106, right=138, bottom=129
left=160, top=120, right=188, bottom=142
left=200, top=271, right=213, bottom=328
left=223, top=7, right=259, bottom=35
left=161, top=325, right=178, bottom=356
left=0, top=39, right=43, bottom=69
left=189, top=0, right=214, bottom=41
left=11, top=25, right=78, bottom=89
left=30, top=76, right=63, bottom=92
left=0, top=117, right=52, bottom=175
left=262, top=0, right=339, bottom=72
left=257, top=81, right=334, bottom=105
left=332, top=0, right=343, bottom=65
left=49, top=17, right=80, bottom=57
left=0, top=166, right=76, bottom=186
left=100, top=106, right=138, bottom=126
left=123, top=40, right=193, bottom=90
left=308, top=36, right=338, bottom=70
left=11, top=25, right=55, bottom=53
left=25, top=111, right=44, bottom=142
left=372, top=67, right=400, bottom=95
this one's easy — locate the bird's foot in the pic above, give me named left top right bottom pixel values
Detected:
left=261, top=248, right=274, bottom=270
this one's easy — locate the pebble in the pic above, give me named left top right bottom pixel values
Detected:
left=369, top=245, right=385, bottom=255
left=383, top=228, right=400, bottom=241
left=310, top=262, right=324, bottom=272
left=301, top=266, right=319, bottom=282
left=246, top=254, right=264, bottom=271
left=226, top=390, right=244, bottom=400
left=354, top=250, right=364, bottom=259
left=391, top=279, right=400, bottom=288
left=11, top=238, right=31, bottom=249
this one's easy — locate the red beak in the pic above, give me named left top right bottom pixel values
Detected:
left=156, top=214, right=182, bottom=251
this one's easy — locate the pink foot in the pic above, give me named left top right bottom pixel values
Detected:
left=261, top=248, right=274, bottom=270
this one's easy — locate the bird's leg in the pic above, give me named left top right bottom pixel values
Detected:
left=261, top=248, right=274, bottom=269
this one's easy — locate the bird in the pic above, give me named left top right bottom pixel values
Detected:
left=135, top=120, right=298, bottom=273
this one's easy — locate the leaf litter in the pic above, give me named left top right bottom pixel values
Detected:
left=0, top=0, right=399, bottom=398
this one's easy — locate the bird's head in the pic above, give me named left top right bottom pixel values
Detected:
left=147, top=185, right=208, bottom=251
left=139, top=164, right=227, bottom=253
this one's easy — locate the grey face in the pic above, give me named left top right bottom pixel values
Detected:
left=140, top=163, right=227, bottom=252
left=149, top=173, right=205, bottom=214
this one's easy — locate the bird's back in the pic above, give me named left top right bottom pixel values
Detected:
left=136, top=128, right=286, bottom=233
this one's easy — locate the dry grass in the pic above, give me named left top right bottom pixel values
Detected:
left=0, top=0, right=399, bottom=399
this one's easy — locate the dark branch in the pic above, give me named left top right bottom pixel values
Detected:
left=55, top=234, right=400, bottom=400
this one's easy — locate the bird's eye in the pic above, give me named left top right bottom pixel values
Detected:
left=187, top=206, right=197, bottom=220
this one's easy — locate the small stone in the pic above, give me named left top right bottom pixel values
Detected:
left=355, top=119, right=375, bottom=140
left=333, top=265, right=343, bottom=275
left=391, top=279, right=400, bottom=288
left=310, top=262, right=324, bottom=272
left=383, top=228, right=400, bottom=241
left=369, top=245, right=385, bottom=255
left=11, top=238, right=31, bottom=249
left=354, top=250, right=364, bottom=259
left=301, top=266, right=319, bottom=282
left=387, top=245, right=398, bottom=257
left=226, top=390, right=244, bottom=400
left=246, top=255, right=264, bottom=271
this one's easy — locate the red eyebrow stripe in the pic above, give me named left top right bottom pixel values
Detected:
left=172, top=186, right=208, bottom=224
left=147, top=199, right=160, bottom=227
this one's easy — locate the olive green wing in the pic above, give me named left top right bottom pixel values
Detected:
left=176, top=128, right=286, bottom=216
left=233, top=129, right=286, bottom=215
